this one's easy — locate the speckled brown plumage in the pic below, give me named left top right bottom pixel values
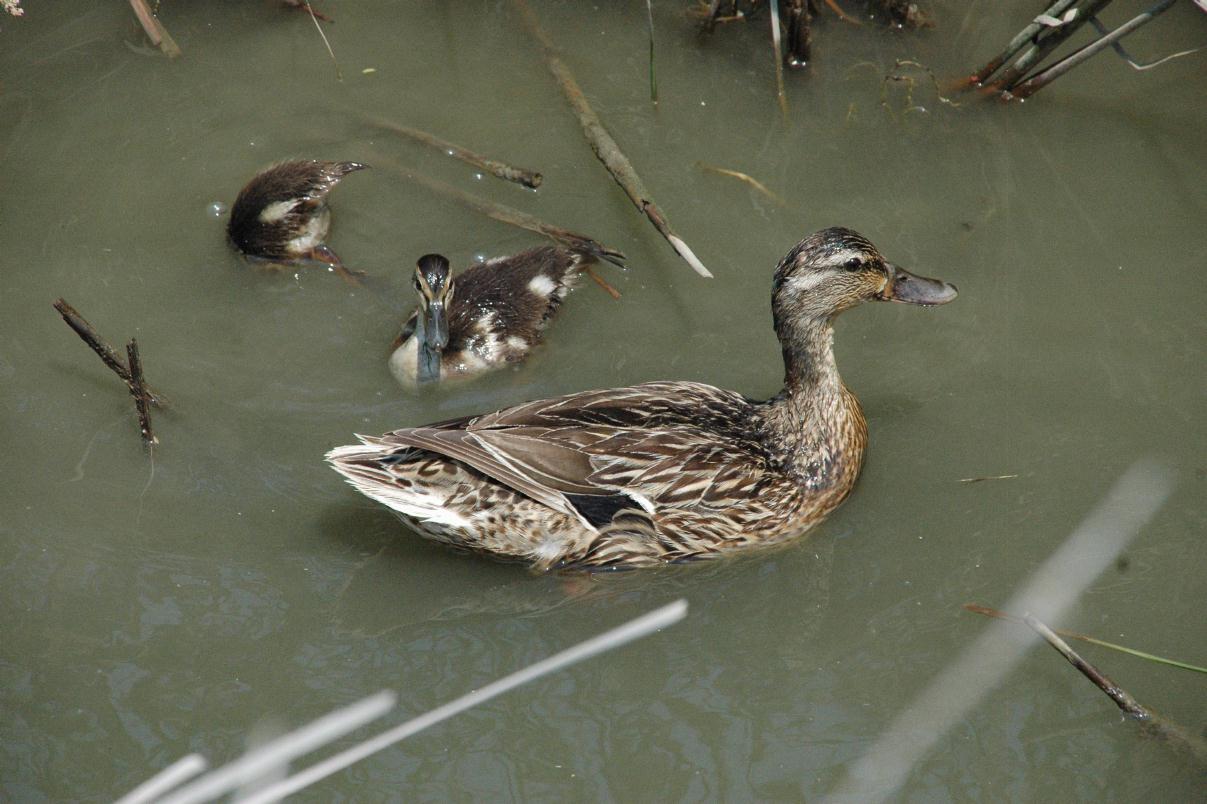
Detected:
left=388, top=246, right=590, bottom=387
left=331, top=228, right=957, bottom=570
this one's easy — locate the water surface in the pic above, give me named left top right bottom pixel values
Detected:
left=2, top=2, right=1205, bottom=800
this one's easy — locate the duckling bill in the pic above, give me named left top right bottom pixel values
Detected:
left=227, top=160, right=367, bottom=284
left=332, top=227, right=957, bottom=571
left=389, top=246, right=594, bottom=387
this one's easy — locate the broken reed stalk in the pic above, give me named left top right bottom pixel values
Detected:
left=366, top=117, right=542, bottom=188
left=53, top=299, right=163, bottom=406
left=511, top=0, right=713, bottom=278
left=127, top=0, right=181, bottom=58
left=1028, top=614, right=1164, bottom=718
left=968, top=0, right=1078, bottom=85
left=991, top=0, right=1115, bottom=92
left=126, top=339, right=156, bottom=447
left=376, top=157, right=623, bottom=299
left=1022, top=613, right=1207, bottom=766
left=1010, top=0, right=1177, bottom=99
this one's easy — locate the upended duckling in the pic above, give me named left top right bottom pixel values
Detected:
left=332, top=228, right=957, bottom=571
left=388, top=246, right=595, bottom=387
left=227, top=160, right=367, bottom=284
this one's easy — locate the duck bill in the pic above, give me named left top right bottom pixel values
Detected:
left=417, top=342, right=441, bottom=384
left=877, top=263, right=958, bottom=306
left=421, top=302, right=450, bottom=350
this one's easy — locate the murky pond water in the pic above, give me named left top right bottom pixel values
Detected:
left=2, top=1, right=1205, bottom=800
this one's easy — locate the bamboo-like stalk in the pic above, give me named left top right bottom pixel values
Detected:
left=126, top=339, right=156, bottom=447
left=53, top=298, right=164, bottom=406
left=367, top=117, right=543, bottom=188
left=1010, top=0, right=1177, bottom=98
left=128, top=0, right=181, bottom=58
left=512, top=0, right=713, bottom=278
left=992, top=0, right=1115, bottom=92
left=968, top=0, right=1079, bottom=85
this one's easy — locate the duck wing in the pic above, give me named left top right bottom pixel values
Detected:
left=375, top=381, right=768, bottom=530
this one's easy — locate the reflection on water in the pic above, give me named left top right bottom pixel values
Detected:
left=2, top=1, right=1205, bottom=800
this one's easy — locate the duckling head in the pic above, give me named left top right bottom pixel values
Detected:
left=771, top=227, right=957, bottom=332
left=413, top=253, right=454, bottom=351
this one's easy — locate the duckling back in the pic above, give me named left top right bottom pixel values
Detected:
left=227, top=160, right=367, bottom=261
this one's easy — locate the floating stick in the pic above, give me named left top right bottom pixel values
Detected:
left=367, top=117, right=543, bottom=188
left=512, top=0, right=713, bottom=278
left=375, top=155, right=625, bottom=273
left=53, top=298, right=164, bottom=406
left=126, top=339, right=156, bottom=447
left=128, top=0, right=181, bottom=58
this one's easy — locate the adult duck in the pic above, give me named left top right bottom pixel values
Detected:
left=227, top=159, right=367, bottom=284
left=329, top=227, right=957, bottom=570
left=388, top=246, right=594, bottom=387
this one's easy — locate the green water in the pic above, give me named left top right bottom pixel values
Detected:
left=2, top=1, right=1205, bottom=800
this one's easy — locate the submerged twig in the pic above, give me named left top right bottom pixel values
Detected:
left=127, top=0, right=181, bottom=58
left=696, top=162, right=786, bottom=206
left=366, top=117, right=542, bottom=188
left=375, top=155, right=625, bottom=273
left=53, top=299, right=164, bottom=406
left=126, top=339, right=156, bottom=447
left=512, top=0, right=713, bottom=278
left=959, top=473, right=1018, bottom=483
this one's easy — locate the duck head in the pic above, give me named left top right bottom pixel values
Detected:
left=772, top=227, right=957, bottom=329
left=413, top=253, right=454, bottom=352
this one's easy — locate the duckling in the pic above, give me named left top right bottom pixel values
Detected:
left=330, top=227, right=957, bottom=571
left=227, top=159, right=367, bottom=284
left=388, top=246, right=594, bottom=387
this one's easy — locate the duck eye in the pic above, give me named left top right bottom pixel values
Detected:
left=844, top=257, right=863, bottom=271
